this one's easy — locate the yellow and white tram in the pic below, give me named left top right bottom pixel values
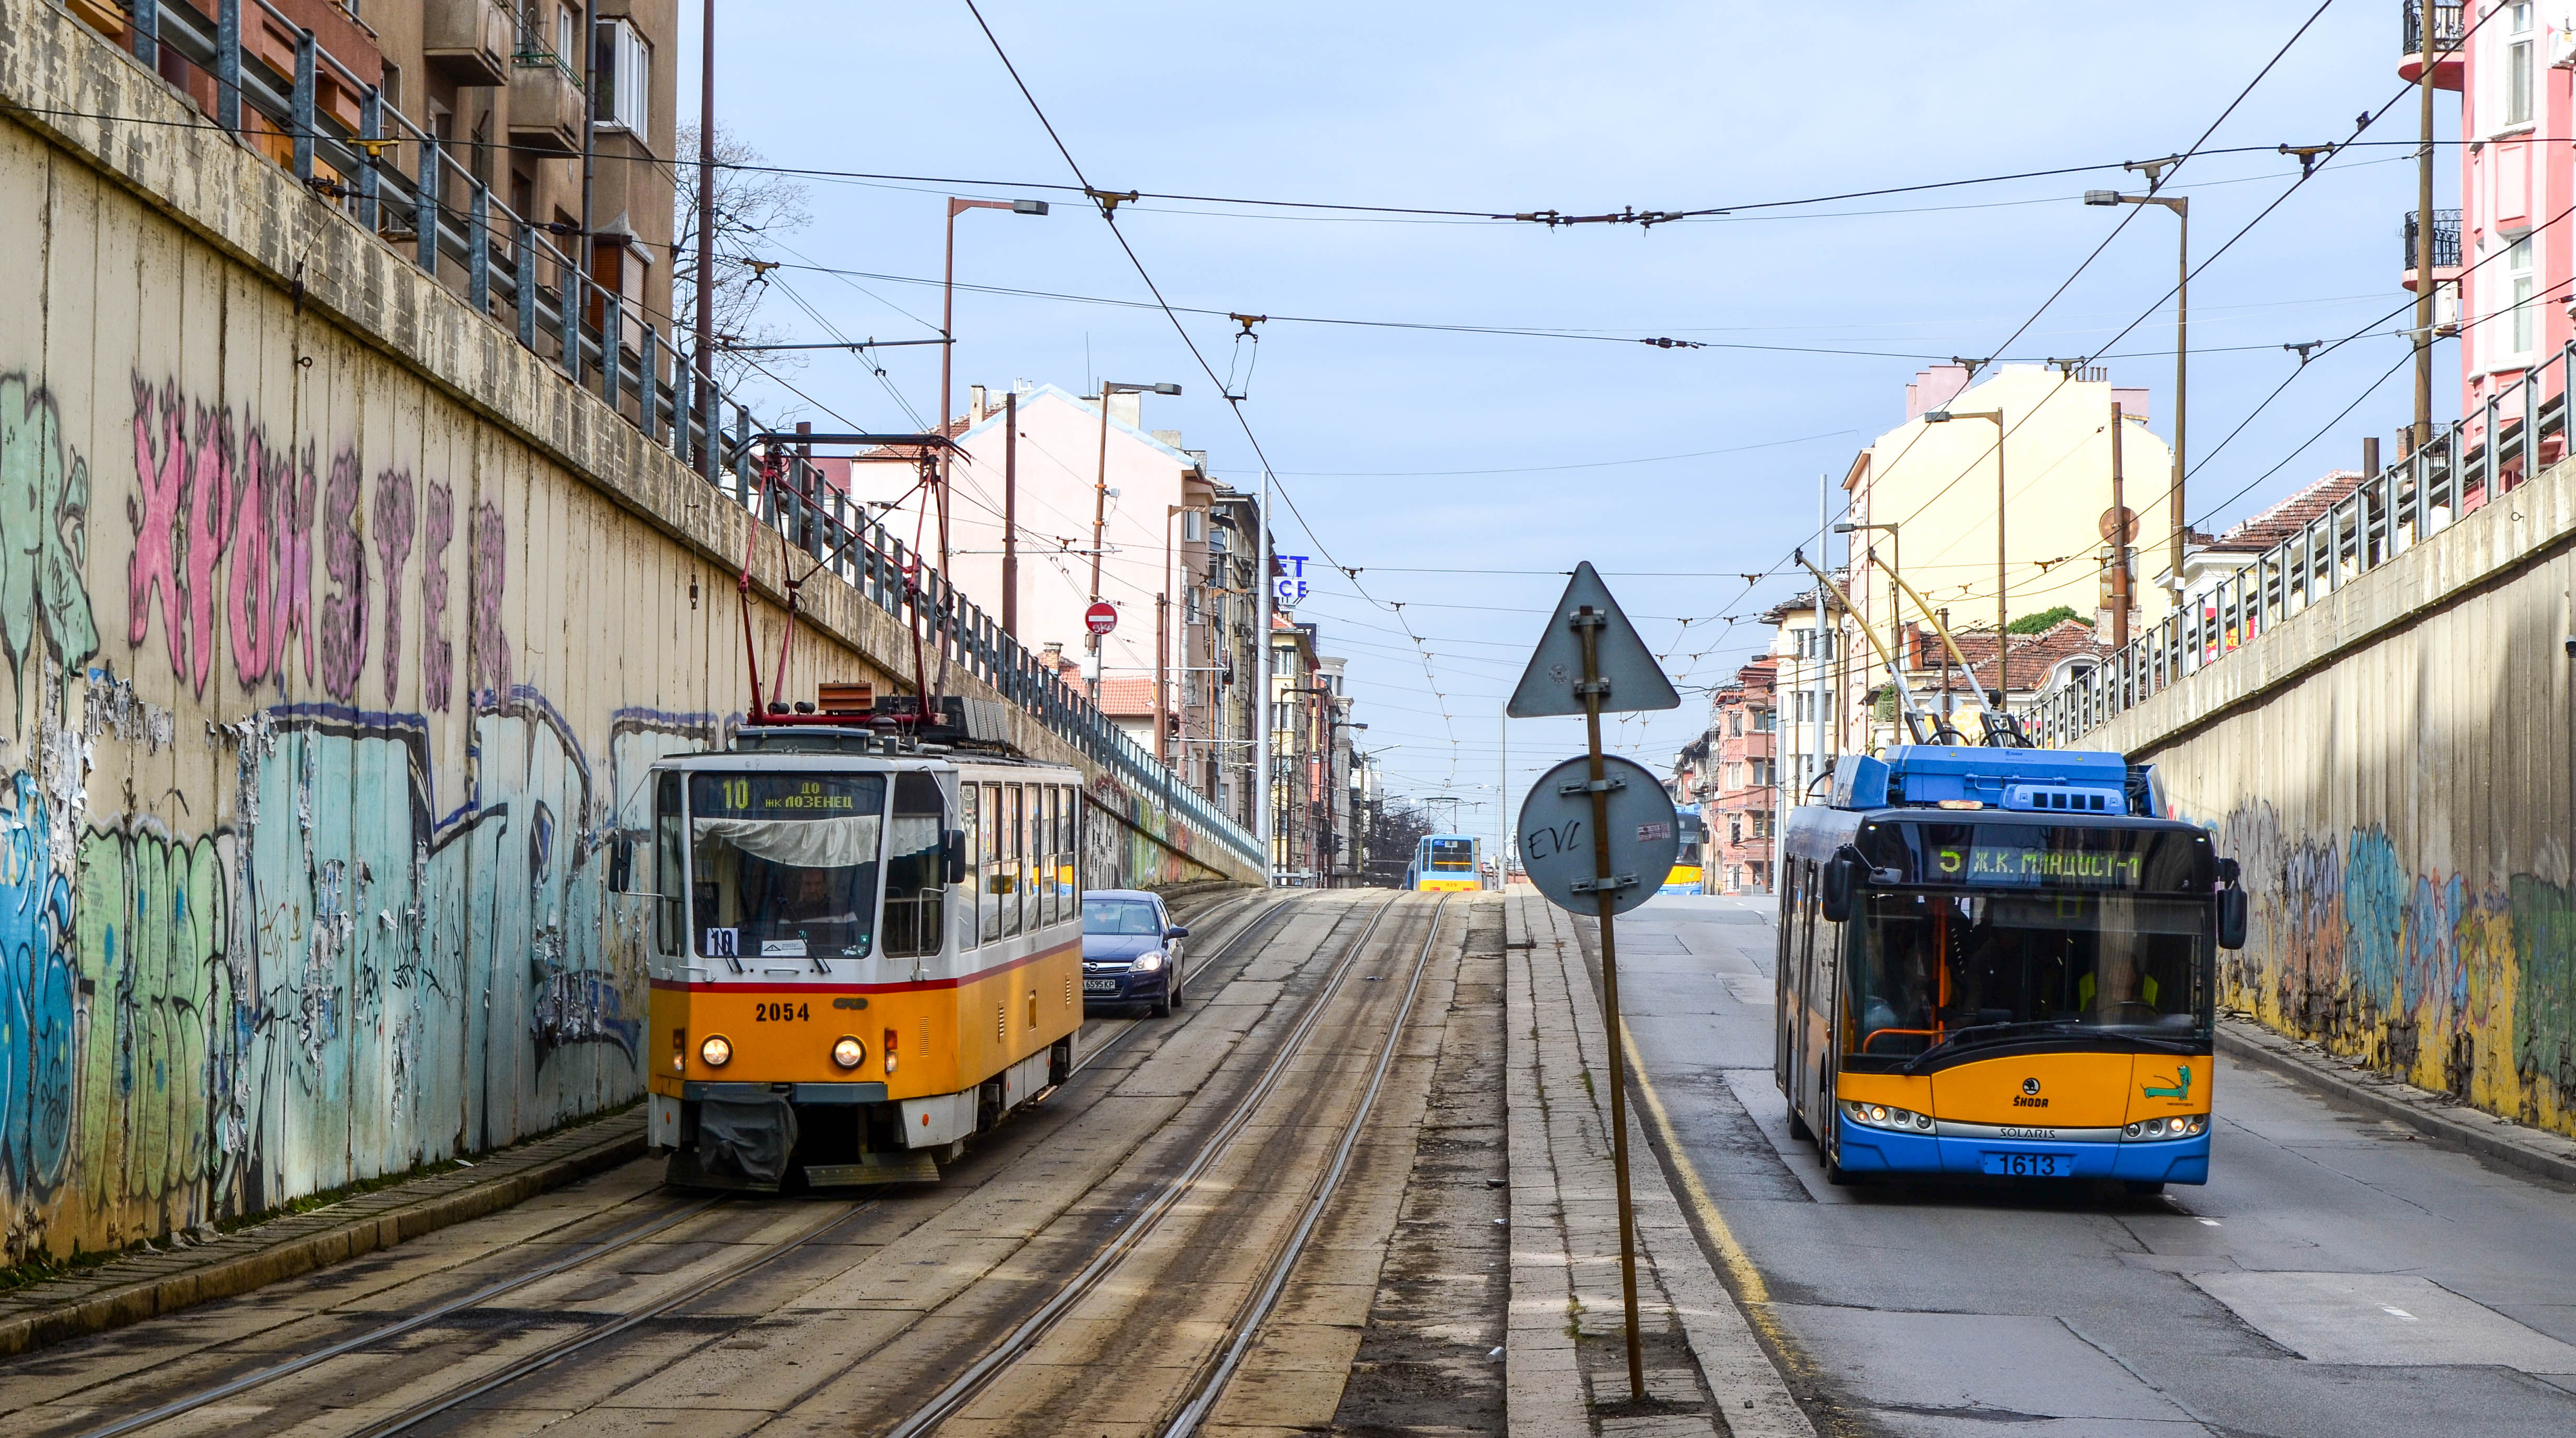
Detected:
left=642, top=726, right=1087, bottom=1190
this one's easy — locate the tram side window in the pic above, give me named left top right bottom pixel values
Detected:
left=884, top=772, right=947, bottom=958
left=981, top=783, right=1005, bottom=943
left=1039, top=786, right=1059, bottom=927
left=653, top=774, right=684, bottom=955
left=959, top=783, right=981, bottom=951
left=1004, top=784, right=1027, bottom=938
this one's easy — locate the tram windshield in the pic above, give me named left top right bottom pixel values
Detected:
left=1845, top=891, right=2208, bottom=1062
left=1427, top=838, right=1476, bottom=872
left=690, top=774, right=886, bottom=960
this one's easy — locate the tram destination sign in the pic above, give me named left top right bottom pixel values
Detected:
left=1517, top=754, right=1679, bottom=918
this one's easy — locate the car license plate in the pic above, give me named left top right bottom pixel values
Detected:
left=1982, top=1152, right=2072, bottom=1178
left=1083, top=979, right=1120, bottom=994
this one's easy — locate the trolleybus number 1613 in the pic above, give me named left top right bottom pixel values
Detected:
left=753, top=1002, right=812, bottom=1023
left=1983, top=1153, right=2069, bottom=1178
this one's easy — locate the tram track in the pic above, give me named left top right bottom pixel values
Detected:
left=885, top=892, right=1443, bottom=1438
left=15, top=888, right=1364, bottom=1438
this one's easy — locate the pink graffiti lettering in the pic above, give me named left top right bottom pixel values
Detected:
left=227, top=425, right=280, bottom=686
left=420, top=482, right=453, bottom=711
left=277, top=443, right=317, bottom=686
left=178, top=403, right=233, bottom=697
left=373, top=470, right=415, bottom=705
left=318, top=450, right=366, bottom=701
left=125, top=379, right=183, bottom=670
left=468, top=501, right=508, bottom=698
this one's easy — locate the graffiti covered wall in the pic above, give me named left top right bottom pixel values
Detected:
left=2086, top=448, right=2576, bottom=1142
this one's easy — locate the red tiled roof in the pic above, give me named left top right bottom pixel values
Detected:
left=2198, top=469, right=2362, bottom=555
left=1911, top=618, right=2115, bottom=696
left=1094, top=676, right=1155, bottom=717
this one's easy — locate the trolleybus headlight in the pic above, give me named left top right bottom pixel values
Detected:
left=2124, top=1122, right=2142, bottom=1138
left=699, top=1034, right=733, bottom=1068
left=2186, top=1114, right=2206, bottom=1135
left=832, top=1036, right=866, bottom=1070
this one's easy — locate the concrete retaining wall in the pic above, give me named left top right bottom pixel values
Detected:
left=0, top=0, right=1243, bottom=1262
left=2085, top=439, right=2576, bottom=1142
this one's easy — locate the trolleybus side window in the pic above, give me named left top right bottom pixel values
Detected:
left=958, top=783, right=981, bottom=951
left=653, top=773, right=684, bottom=956
left=980, top=783, right=1005, bottom=943
left=884, top=772, right=948, bottom=959
left=688, top=773, right=885, bottom=962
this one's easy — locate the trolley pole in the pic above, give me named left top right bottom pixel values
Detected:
left=1575, top=606, right=1646, bottom=1402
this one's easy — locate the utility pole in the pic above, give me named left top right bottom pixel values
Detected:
left=1002, top=389, right=1019, bottom=636
left=2414, top=5, right=2438, bottom=454
left=691, top=1, right=714, bottom=421
left=2110, top=400, right=2131, bottom=650
left=1255, top=467, right=1273, bottom=883
left=1813, top=473, right=1828, bottom=800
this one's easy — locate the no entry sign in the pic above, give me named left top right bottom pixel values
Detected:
left=1085, top=601, right=1118, bottom=636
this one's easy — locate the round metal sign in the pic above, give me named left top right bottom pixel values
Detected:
left=1085, top=601, right=1119, bottom=636
left=2098, top=505, right=2139, bottom=543
left=1516, top=754, right=1681, bottom=918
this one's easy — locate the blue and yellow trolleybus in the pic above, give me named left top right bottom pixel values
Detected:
left=1777, top=744, right=2247, bottom=1192
left=1661, top=804, right=1706, bottom=895
left=1405, top=834, right=1484, bottom=892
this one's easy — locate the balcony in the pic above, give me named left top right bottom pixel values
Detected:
left=507, top=58, right=584, bottom=155
left=2401, top=209, right=2463, bottom=297
left=2399, top=2, right=2465, bottom=89
left=423, top=0, right=513, bottom=87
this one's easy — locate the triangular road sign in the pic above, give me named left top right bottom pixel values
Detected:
left=1506, top=562, right=1682, bottom=718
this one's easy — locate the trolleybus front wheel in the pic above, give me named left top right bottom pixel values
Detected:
left=1786, top=1108, right=1812, bottom=1142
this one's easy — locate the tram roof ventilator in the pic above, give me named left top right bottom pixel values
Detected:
left=1827, top=745, right=2168, bottom=819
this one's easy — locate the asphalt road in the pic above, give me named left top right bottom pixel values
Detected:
left=1616, top=892, right=2576, bottom=1438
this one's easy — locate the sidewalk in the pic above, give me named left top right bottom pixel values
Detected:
left=0, top=1109, right=645, bottom=1358
left=1504, top=891, right=1814, bottom=1438
left=2217, top=1014, right=2576, bottom=1188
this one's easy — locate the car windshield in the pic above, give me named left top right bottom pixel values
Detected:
left=690, top=774, right=886, bottom=960
left=1845, top=891, right=2207, bottom=1060
left=1083, top=899, right=1164, bottom=936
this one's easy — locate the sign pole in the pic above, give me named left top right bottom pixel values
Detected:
left=1576, top=605, right=1646, bottom=1402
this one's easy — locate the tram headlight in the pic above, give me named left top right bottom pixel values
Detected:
left=699, top=1034, right=733, bottom=1068
left=1131, top=951, right=1165, bottom=972
left=832, top=1036, right=866, bottom=1070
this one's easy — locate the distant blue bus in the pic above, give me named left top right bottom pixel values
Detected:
left=1661, top=805, right=1706, bottom=894
left=1403, top=834, right=1482, bottom=892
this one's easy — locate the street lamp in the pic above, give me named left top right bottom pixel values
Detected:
left=2086, top=173, right=2187, bottom=596
left=1923, top=409, right=2009, bottom=697
left=1089, top=381, right=1183, bottom=653
left=940, top=196, right=1048, bottom=583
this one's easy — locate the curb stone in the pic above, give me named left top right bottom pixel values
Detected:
left=0, top=1111, right=647, bottom=1359
left=2216, top=1015, right=2576, bottom=1188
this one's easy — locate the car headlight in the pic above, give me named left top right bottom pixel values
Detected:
left=832, top=1036, right=866, bottom=1070
left=699, top=1034, right=732, bottom=1068
left=1131, top=951, right=1165, bottom=972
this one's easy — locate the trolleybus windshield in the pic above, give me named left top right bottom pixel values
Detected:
left=690, top=774, right=886, bottom=960
left=1844, top=891, right=2209, bottom=1067
left=1427, top=838, right=1476, bottom=872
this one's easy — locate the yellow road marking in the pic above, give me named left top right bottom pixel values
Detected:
left=1621, top=1016, right=1769, bottom=1306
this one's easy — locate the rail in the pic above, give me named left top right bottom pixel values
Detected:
left=2022, top=347, right=2570, bottom=750
left=102, top=0, right=1262, bottom=874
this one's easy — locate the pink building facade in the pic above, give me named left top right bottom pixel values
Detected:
left=2422, top=2, right=2576, bottom=438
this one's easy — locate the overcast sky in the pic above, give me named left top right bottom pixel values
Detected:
left=682, top=2, right=2450, bottom=838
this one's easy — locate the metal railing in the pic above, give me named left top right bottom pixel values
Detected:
left=2022, top=347, right=2570, bottom=750
left=2402, top=209, right=2462, bottom=271
left=111, top=0, right=1264, bottom=873
left=2403, top=1, right=2468, bottom=56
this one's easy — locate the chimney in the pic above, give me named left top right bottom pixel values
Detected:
left=1041, top=641, right=1063, bottom=668
left=969, top=385, right=988, bottom=424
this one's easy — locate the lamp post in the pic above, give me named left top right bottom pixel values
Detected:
left=1090, top=382, right=1184, bottom=661
left=939, top=196, right=1048, bottom=582
left=1923, top=409, right=2009, bottom=698
left=1834, top=518, right=1901, bottom=738
left=2085, top=177, right=2187, bottom=593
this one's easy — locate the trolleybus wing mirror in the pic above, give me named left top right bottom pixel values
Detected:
left=1820, top=845, right=1865, bottom=923
left=942, top=830, right=967, bottom=886
left=606, top=835, right=635, bottom=894
left=2215, top=858, right=2248, bottom=949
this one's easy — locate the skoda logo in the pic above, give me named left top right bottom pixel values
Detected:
left=2020, top=1077, right=2042, bottom=1097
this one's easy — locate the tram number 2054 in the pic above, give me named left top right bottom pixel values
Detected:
left=754, top=1002, right=812, bottom=1023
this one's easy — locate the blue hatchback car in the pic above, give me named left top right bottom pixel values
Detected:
left=1081, top=890, right=1190, bottom=1016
